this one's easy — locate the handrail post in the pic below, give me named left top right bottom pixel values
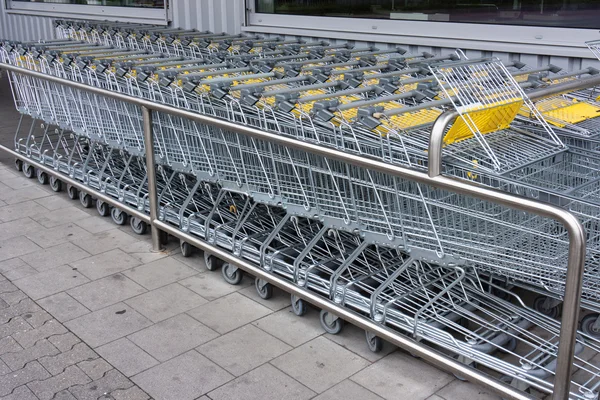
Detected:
left=142, top=106, right=162, bottom=252
left=428, top=110, right=586, bottom=400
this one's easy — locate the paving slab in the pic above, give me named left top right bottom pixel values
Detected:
left=313, top=380, right=385, bottom=400
left=70, top=229, right=139, bottom=255
left=68, top=273, right=147, bottom=311
left=128, top=313, right=218, bottom=362
left=65, top=303, right=152, bottom=348
left=125, top=282, right=207, bottom=323
left=97, top=338, right=159, bottom=377
left=0, top=218, right=44, bottom=243
left=0, top=236, right=41, bottom=263
left=32, top=206, right=91, bottom=229
left=70, top=249, right=141, bottom=281
left=187, top=292, right=271, bottom=334
left=197, top=324, right=291, bottom=376
left=208, top=363, right=316, bottom=400
left=25, top=223, right=92, bottom=249
left=1, top=262, right=38, bottom=280
left=350, top=351, right=454, bottom=400
left=179, top=271, right=250, bottom=301
left=271, top=336, right=370, bottom=393
left=0, top=200, right=48, bottom=222
left=74, top=216, right=119, bottom=234
left=20, top=242, right=90, bottom=272
left=34, top=194, right=74, bottom=211
left=0, top=186, right=51, bottom=205
left=253, top=306, right=324, bottom=347
left=12, top=264, right=89, bottom=300
left=132, top=350, right=233, bottom=400
left=123, top=256, right=197, bottom=290
left=38, top=292, right=90, bottom=323
left=434, top=379, right=501, bottom=400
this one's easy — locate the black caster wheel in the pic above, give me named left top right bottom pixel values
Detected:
left=49, top=175, right=62, bottom=192
left=291, top=294, right=307, bottom=316
left=255, top=278, right=273, bottom=300
left=67, top=184, right=78, bottom=200
left=204, top=252, right=222, bottom=271
left=36, top=170, right=49, bottom=185
left=319, top=310, right=344, bottom=334
left=180, top=240, right=193, bottom=257
left=14, top=158, right=22, bottom=172
left=532, top=296, right=561, bottom=319
left=130, top=217, right=148, bottom=235
left=159, top=230, right=169, bottom=245
left=96, top=200, right=110, bottom=217
left=581, top=313, right=600, bottom=339
left=23, top=163, right=35, bottom=179
left=221, top=262, right=243, bottom=285
left=110, top=207, right=128, bottom=225
left=365, top=331, right=383, bottom=353
left=79, top=191, right=93, bottom=208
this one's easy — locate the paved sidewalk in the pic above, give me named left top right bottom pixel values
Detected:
left=0, top=76, right=500, bottom=400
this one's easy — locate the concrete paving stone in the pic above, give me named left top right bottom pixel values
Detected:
left=253, top=307, right=323, bottom=347
left=0, top=186, right=50, bottom=205
left=0, top=236, right=41, bottom=263
left=0, top=359, right=8, bottom=375
left=110, top=386, right=150, bottom=400
left=434, top=379, right=500, bottom=400
left=35, top=195, right=74, bottom=211
left=0, top=280, right=18, bottom=294
left=2, top=263, right=37, bottom=281
left=197, top=324, right=291, bottom=377
left=179, top=272, right=250, bottom=301
left=68, top=274, right=147, bottom=311
left=52, top=390, right=77, bottom=400
left=13, top=265, right=90, bottom=300
left=25, top=223, right=92, bottom=249
left=0, top=201, right=47, bottom=223
left=208, top=363, right=315, bottom=400
left=38, top=293, right=90, bottom=323
left=0, top=336, right=22, bottom=356
left=39, top=342, right=97, bottom=376
left=0, top=297, right=42, bottom=324
left=74, top=216, right=118, bottom=234
left=271, top=336, right=370, bottom=393
left=13, top=319, right=67, bottom=349
left=1, top=176, right=37, bottom=190
left=170, top=252, right=211, bottom=273
left=123, top=257, right=197, bottom=291
left=0, top=317, right=31, bottom=341
left=313, top=380, right=384, bottom=400
left=0, top=200, right=5, bottom=207
left=119, top=240, right=176, bottom=264
left=23, top=310, right=53, bottom=329
left=0, top=361, right=50, bottom=396
left=0, top=289, right=28, bottom=308
left=0, top=218, right=45, bottom=243
left=0, top=258, right=28, bottom=275
left=128, top=313, right=218, bottom=362
left=48, top=332, right=81, bottom=353
left=70, top=249, right=141, bottom=281
left=0, top=385, right=38, bottom=400
left=96, top=338, right=158, bottom=377
left=65, top=303, right=152, bottom=348
left=132, top=350, right=233, bottom=400
left=77, top=358, right=113, bottom=381
left=238, top=285, right=291, bottom=312
left=125, top=283, right=207, bottom=323
left=187, top=292, right=271, bottom=334
left=28, top=365, right=91, bottom=400
left=20, top=242, right=90, bottom=272
left=32, top=207, right=91, bottom=229
left=0, top=168, right=20, bottom=182
left=351, top=352, right=454, bottom=400
left=71, top=230, right=140, bottom=256
left=325, top=323, right=396, bottom=363
left=69, top=369, right=132, bottom=400
left=1, top=338, right=59, bottom=371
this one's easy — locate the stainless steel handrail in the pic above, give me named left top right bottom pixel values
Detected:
left=0, top=63, right=586, bottom=400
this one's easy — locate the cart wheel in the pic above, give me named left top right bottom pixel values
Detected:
left=221, top=263, right=243, bottom=285
left=23, top=163, right=35, bottom=179
left=255, top=278, right=273, bottom=300
left=14, top=158, right=22, bottom=172
left=36, top=170, right=49, bottom=185
left=499, top=337, right=517, bottom=354
left=532, top=296, right=561, bottom=319
left=67, top=184, right=78, bottom=200
left=110, top=207, right=127, bottom=225
left=291, top=294, right=307, bottom=316
left=581, top=314, right=600, bottom=339
left=365, top=331, right=383, bottom=353
left=130, top=217, right=147, bottom=235
left=49, top=176, right=62, bottom=192
left=180, top=240, right=193, bottom=258
left=319, top=310, right=343, bottom=334
left=96, top=200, right=110, bottom=217
left=204, top=252, right=222, bottom=271
left=79, top=191, right=93, bottom=208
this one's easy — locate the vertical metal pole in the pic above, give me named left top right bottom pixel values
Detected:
left=142, top=106, right=162, bottom=252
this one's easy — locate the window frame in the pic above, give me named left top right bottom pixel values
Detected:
left=244, top=2, right=600, bottom=59
left=6, top=0, right=169, bottom=25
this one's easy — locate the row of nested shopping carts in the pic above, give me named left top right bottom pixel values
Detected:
left=3, top=19, right=600, bottom=398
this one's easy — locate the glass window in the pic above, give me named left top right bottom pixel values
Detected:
left=11, top=0, right=163, bottom=7
left=256, top=0, right=600, bottom=29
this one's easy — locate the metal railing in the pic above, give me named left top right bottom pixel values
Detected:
left=0, top=62, right=588, bottom=400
